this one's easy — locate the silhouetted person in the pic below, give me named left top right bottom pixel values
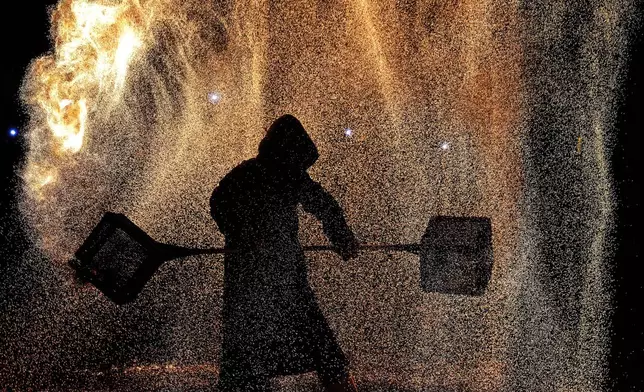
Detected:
left=210, top=115, right=360, bottom=392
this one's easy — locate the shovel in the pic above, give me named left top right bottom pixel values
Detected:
left=69, top=212, right=493, bottom=305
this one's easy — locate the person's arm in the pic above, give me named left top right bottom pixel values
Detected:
left=300, top=174, right=359, bottom=260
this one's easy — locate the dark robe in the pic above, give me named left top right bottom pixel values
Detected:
left=210, top=115, right=355, bottom=385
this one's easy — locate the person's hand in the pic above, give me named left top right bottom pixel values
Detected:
left=339, top=237, right=359, bottom=261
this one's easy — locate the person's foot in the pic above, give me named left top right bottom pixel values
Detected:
left=324, top=374, right=358, bottom=392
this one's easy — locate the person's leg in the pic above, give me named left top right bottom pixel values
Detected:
left=303, top=296, right=357, bottom=391
left=321, top=373, right=358, bottom=392
left=316, top=362, right=358, bottom=392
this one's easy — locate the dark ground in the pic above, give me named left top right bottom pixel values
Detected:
left=6, top=366, right=466, bottom=392
left=0, top=1, right=641, bottom=391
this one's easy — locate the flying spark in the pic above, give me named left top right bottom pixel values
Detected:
left=208, top=92, right=222, bottom=104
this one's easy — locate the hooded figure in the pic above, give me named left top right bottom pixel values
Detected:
left=210, top=115, right=359, bottom=391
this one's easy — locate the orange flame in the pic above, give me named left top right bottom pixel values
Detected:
left=24, top=0, right=153, bottom=195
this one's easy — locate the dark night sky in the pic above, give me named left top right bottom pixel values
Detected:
left=0, top=1, right=640, bottom=390
left=0, top=1, right=57, bottom=206
left=608, top=16, right=643, bottom=390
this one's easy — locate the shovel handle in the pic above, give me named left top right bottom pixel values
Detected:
left=177, top=243, right=420, bottom=257
left=304, top=244, right=420, bottom=254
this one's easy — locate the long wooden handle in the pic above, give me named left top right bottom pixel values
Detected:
left=158, top=243, right=421, bottom=259
left=303, top=244, right=420, bottom=254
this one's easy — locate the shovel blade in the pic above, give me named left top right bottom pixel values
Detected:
left=419, top=216, right=493, bottom=296
left=70, top=212, right=163, bottom=304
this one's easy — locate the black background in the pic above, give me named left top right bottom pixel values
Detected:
left=0, top=1, right=640, bottom=390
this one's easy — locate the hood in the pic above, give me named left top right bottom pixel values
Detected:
left=257, top=114, right=319, bottom=170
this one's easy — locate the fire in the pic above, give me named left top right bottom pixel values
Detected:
left=24, top=0, right=153, bottom=194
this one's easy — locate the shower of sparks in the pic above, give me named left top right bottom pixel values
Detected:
left=7, top=0, right=635, bottom=390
